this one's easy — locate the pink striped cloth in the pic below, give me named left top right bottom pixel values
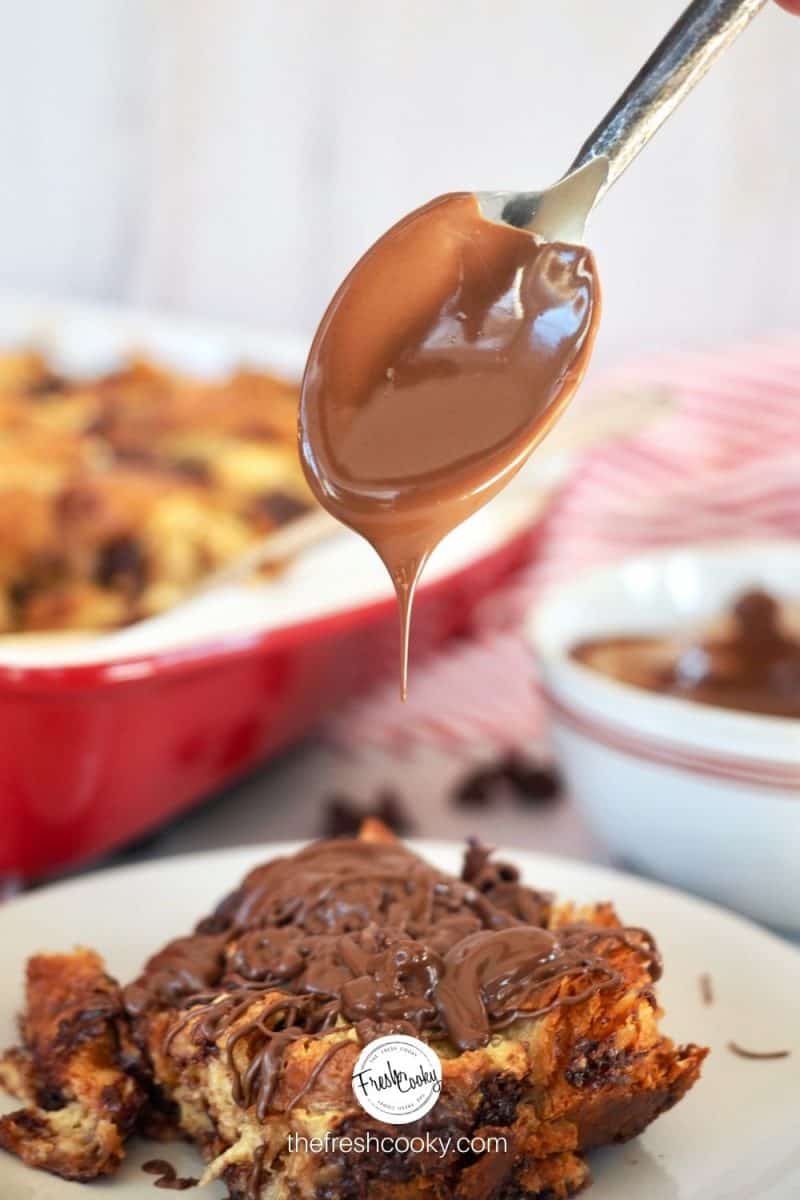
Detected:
left=326, top=335, right=800, bottom=753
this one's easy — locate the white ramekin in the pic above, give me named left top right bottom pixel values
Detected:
left=529, top=540, right=800, bottom=934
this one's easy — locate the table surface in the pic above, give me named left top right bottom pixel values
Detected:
left=117, top=736, right=606, bottom=869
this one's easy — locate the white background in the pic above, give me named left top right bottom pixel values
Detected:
left=0, top=0, right=798, bottom=364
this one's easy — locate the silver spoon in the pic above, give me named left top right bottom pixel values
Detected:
left=478, top=0, right=768, bottom=245
left=153, top=1, right=770, bottom=610
left=110, top=0, right=771, bottom=627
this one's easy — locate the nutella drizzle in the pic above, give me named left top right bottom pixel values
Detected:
left=124, top=838, right=659, bottom=1142
left=141, top=1159, right=198, bottom=1190
left=285, top=1038, right=354, bottom=1112
left=299, top=192, right=600, bottom=696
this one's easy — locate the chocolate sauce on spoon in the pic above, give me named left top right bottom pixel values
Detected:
left=299, top=192, right=600, bottom=696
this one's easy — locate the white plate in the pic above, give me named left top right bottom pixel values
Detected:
left=1, top=842, right=798, bottom=1199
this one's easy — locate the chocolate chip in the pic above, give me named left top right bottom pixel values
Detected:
left=501, top=754, right=562, bottom=806
left=36, top=1085, right=65, bottom=1111
left=8, top=578, right=33, bottom=611
left=99, top=1083, right=123, bottom=1114
left=453, top=768, right=496, bottom=809
left=84, top=410, right=112, bottom=436
left=461, top=839, right=493, bottom=883
left=95, top=536, right=147, bottom=592
left=565, top=1038, right=631, bottom=1089
left=112, top=446, right=160, bottom=468
left=6, top=1111, right=48, bottom=1135
left=24, top=372, right=68, bottom=397
left=256, top=490, right=309, bottom=525
left=462, top=843, right=521, bottom=893
left=475, top=1074, right=523, bottom=1127
left=321, top=797, right=363, bottom=839
left=699, top=973, right=714, bottom=1006
left=727, top=1041, right=790, bottom=1061
left=318, top=1109, right=468, bottom=1197
left=732, top=589, right=779, bottom=638
left=194, top=914, right=231, bottom=936
left=56, top=484, right=98, bottom=523
left=375, top=789, right=414, bottom=836
left=501, top=192, right=539, bottom=228
left=143, top=1160, right=174, bottom=1176
left=453, top=755, right=562, bottom=811
left=171, top=457, right=212, bottom=484
left=320, top=790, right=414, bottom=838
left=194, top=886, right=245, bottom=936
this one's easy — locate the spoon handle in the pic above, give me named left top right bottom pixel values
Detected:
left=570, top=0, right=768, bottom=200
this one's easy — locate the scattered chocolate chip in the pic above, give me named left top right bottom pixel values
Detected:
left=453, top=753, right=562, bottom=810
left=256, top=490, right=309, bottom=525
left=112, top=446, right=160, bottom=467
left=322, top=797, right=364, bottom=838
left=8, top=578, right=33, bottom=612
left=95, top=535, right=147, bottom=592
left=142, top=1159, right=198, bottom=1190
left=501, top=753, right=562, bottom=806
left=565, top=1037, right=632, bottom=1090
left=321, top=790, right=413, bottom=839
left=171, top=457, right=212, bottom=484
left=501, top=191, right=539, bottom=229
left=25, top=372, right=68, bottom=397
left=374, top=789, right=414, bottom=836
left=727, top=1041, right=790, bottom=1061
left=699, top=973, right=714, bottom=1006
left=36, top=1085, right=65, bottom=1111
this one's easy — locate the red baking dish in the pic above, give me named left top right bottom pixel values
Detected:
left=0, top=522, right=540, bottom=878
left=0, top=296, right=552, bottom=879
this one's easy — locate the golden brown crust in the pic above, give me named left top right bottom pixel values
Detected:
left=0, top=352, right=311, bottom=632
left=0, top=948, right=145, bottom=1180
